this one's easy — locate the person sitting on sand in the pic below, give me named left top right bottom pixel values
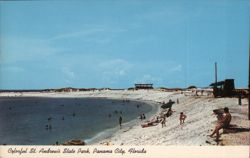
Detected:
left=166, top=108, right=173, bottom=117
left=156, top=116, right=159, bottom=123
left=179, top=112, right=187, bottom=125
left=210, top=107, right=231, bottom=141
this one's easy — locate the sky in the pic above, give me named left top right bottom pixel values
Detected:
left=0, top=0, right=249, bottom=89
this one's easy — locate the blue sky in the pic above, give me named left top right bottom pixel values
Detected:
left=0, top=0, right=249, bottom=89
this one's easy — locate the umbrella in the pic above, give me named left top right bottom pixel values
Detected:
left=161, top=101, right=175, bottom=109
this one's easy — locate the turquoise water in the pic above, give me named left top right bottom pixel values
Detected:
left=0, top=97, right=153, bottom=145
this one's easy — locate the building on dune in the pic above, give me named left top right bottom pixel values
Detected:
left=134, top=84, right=153, bottom=90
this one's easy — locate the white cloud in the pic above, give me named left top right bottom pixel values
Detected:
left=49, top=28, right=106, bottom=41
left=99, top=59, right=133, bottom=76
left=1, top=37, right=59, bottom=63
left=62, top=67, right=75, bottom=81
left=98, top=59, right=133, bottom=84
left=49, top=26, right=127, bottom=42
left=170, top=64, right=182, bottom=72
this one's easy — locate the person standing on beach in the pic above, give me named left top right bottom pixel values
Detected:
left=161, top=117, right=166, bottom=128
left=179, top=112, right=187, bottom=125
left=119, top=116, right=122, bottom=128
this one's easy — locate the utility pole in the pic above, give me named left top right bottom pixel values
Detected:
left=215, top=62, right=217, bottom=85
left=213, top=62, right=218, bottom=98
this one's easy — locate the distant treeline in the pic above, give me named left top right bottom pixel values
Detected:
left=0, top=87, right=123, bottom=93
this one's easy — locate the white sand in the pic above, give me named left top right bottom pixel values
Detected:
left=1, top=89, right=248, bottom=146
left=94, top=92, right=248, bottom=146
left=0, top=89, right=174, bottom=103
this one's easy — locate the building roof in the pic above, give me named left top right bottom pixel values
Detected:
left=209, top=81, right=225, bottom=87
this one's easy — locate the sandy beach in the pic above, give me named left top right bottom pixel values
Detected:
left=0, top=89, right=249, bottom=146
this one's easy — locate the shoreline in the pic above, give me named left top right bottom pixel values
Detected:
left=87, top=100, right=160, bottom=145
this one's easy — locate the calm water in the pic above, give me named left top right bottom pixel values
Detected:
left=0, top=97, right=153, bottom=145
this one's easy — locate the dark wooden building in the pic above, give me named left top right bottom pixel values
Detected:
left=210, top=79, right=235, bottom=97
left=135, top=84, right=153, bottom=90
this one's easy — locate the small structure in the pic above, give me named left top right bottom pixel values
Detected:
left=135, top=84, right=153, bottom=90
left=210, top=79, right=235, bottom=97
left=56, top=87, right=78, bottom=92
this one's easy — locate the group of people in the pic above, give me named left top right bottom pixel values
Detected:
left=139, top=113, right=146, bottom=120
left=119, top=98, right=232, bottom=142
left=165, top=106, right=232, bottom=142
left=161, top=98, right=187, bottom=128
left=158, top=110, right=187, bottom=128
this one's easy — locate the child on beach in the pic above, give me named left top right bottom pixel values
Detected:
left=179, top=112, right=187, bottom=125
